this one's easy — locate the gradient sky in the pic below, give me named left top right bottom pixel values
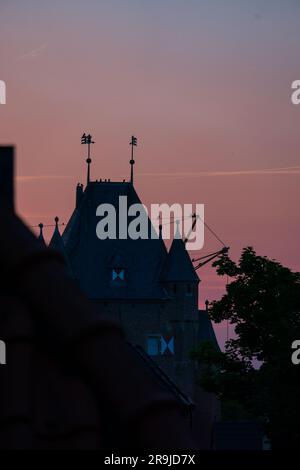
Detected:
left=1, top=0, right=300, bottom=347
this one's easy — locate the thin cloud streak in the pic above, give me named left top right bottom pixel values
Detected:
left=137, top=166, right=300, bottom=179
left=16, top=175, right=72, bottom=183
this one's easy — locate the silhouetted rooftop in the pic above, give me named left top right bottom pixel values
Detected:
left=62, top=181, right=172, bottom=299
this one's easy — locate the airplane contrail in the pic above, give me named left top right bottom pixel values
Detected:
left=17, top=43, right=47, bottom=61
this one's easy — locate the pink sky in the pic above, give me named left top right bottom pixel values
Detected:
left=1, top=0, right=300, bottom=347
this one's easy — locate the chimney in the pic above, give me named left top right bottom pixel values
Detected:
left=0, top=146, right=15, bottom=212
left=76, top=183, right=83, bottom=208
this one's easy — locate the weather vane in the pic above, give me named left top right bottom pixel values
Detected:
left=81, top=133, right=95, bottom=185
left=129, top=135, right=137, bottom=184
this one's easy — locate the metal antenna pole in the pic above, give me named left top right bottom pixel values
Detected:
left=81, top=133, right=94, bottom=186
left=130, top=135, right=137, bottom=184
left=87, top=140, right=91, bottom=185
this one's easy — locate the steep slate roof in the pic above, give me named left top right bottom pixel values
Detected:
left=162, top=237, right=199, bottom=283
left=38, top=223, right=45, bottom=245
left=62, top=181, right=168, bottom=300
left=49, top=218, right=66, bottom=253
left=198, top=309, right=219, bottom=348
left=131, top=345, right=194, bottom=408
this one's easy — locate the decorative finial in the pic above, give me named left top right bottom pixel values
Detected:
left=55, top=216, right=59, bottom=228
left=38, top=223, right=44, bottom=242
left=81, top=133, right=95, bottom=186
left=174, top=219, right=181, bottom=239
left=129, top=135, right=137, bottom=185
left=205, top=299, right=209, bottom=311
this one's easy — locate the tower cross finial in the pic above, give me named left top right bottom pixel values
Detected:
left=129, top=135, right=137, bottom=184
left=81, top=133, right=95, bottom=185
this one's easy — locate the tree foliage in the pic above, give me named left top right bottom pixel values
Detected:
left=192, top=247, right=300, bottom=449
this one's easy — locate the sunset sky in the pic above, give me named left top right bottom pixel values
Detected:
left=1, top=0, right=300, bottom=346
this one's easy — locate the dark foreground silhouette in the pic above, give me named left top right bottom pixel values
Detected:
left=0, top=147, right=194, bottom=449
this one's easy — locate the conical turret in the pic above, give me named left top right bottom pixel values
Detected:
left=49, top=217, right=73, bottom=277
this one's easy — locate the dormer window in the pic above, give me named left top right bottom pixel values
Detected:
left=112, top=268, right=125, bottom=281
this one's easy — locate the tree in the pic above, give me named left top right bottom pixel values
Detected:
left=191, top=247, right=300, bottom=449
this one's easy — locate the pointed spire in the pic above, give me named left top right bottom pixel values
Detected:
left=49, top=216, right=61, bottom=249
left=162, top=234, right=199, bottom=283
left=49, top=217, right=73, bottom=277
left=174, top=219, right=181, bottom=239
left=38, top=223, right=45, bottom=244
left=49, top=216, right=62, bottom=249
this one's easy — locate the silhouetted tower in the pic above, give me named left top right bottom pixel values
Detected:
left=52, top=137, right=221, bottom=448
left=163, top=220, right=199, bottom=307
